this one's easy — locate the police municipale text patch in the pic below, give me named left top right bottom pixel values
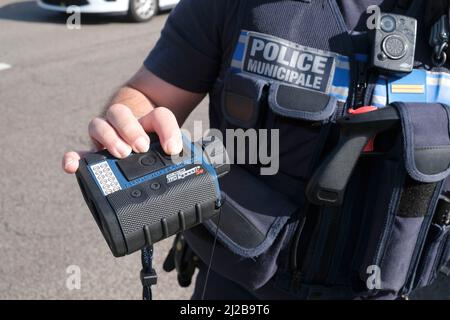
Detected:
left=231, top=31, right=343, bottom=94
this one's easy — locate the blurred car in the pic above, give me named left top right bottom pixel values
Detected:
left=37, top=0, right=180, bottom=22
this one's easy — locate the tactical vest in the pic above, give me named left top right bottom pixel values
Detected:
left=183, top=0, right=450, bottom=299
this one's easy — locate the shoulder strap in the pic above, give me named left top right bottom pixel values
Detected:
left=394, top=0, right=424, bottom=16
left=396, top=0, right=413, bottom=10
left=425, top=0, right=450, bottom=27
left=219, top=0, right=250, bottom=132
left=223, top=0, right=250, bottom=68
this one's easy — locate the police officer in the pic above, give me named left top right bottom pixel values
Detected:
left=63, top=0, right=450, bottom=299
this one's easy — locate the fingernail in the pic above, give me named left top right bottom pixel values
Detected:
left=166, top=137, right=183, bottom=155
left=115, top=142, right=132, bottom=158
left=64, top=158, right=75, bottom=170
left=134, top=136, right=149, bottom=153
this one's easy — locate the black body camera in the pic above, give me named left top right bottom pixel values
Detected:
left=371, top=13, right=417, bottom=74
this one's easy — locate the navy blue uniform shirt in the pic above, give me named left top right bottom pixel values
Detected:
left=144, top=0, right=397, bottom=93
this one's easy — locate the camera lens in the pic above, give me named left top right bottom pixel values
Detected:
left=380, top=15, right=396, bottom=33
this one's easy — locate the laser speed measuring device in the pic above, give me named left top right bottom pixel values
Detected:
left=75, top=133, right=229, bottom=257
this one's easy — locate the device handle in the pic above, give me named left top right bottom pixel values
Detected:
left=306, top=106, right=399, bottom=207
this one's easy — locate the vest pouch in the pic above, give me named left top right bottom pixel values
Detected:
left=222, top=65, right=340, bottom=129
left=222, top=70, right=340, bottom=182
left=413, top=181, right=450, bottom=290
left=414, top=223, right=450, bottom=288
left=267, top=82, right=339, bottom=122
left=264, top=80, right=340, bottom=181
left=184, top=164, right=300, bottom=291
left=210, top=71, right=340, bottom=291
left=223, top=71, right=340, bottom=125
left=357, top=191, right=435, bottom=299
left=347, top=153, right=408, bottom=298
left=222, top=71, right=269, bottom=129
left=355, top=103, right=450, bottom=299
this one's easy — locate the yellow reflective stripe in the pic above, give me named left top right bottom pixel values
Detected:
left=391, top=84, right=425, bottom=94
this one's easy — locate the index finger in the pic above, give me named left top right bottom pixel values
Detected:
left=139, top=107, right=182, bottom=155
left=106, top=104, right=150, bottom=153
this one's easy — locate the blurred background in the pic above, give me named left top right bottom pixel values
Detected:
left=0, top=0, right=448, bottom=299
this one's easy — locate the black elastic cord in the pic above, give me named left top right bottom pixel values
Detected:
left=141, top=245, right=157, bottom=300
left=143, top=284, right=152, bottom=300
left=201, top=210, right=222, bottom=300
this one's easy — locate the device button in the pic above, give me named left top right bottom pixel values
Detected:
left=155, top=143, right=191, bottom=164
left=117, top=151, right=166, bottom=181
left=130, top=189, right=142, bottom=198
left=150, top=182, right=161, bottom=190
left=140, top=154, right=157, bottom=166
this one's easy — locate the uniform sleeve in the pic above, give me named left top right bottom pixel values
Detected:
left=144, top=0, right=228, bottom=93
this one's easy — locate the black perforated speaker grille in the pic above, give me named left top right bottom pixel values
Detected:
left=106, top=169, right=217, bottom=247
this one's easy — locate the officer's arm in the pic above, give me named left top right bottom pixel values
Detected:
left=114, top=66, right=205, bottom=122
left=62, top=66, right=205, bottom=174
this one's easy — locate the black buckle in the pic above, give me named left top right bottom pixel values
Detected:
left=430, top=15, right=450, bottom=67
left=140, top=268, right=158, bottom=287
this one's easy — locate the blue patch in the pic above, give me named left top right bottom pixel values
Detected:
left=332, top=67, right=351, bottom=88
left=232, top=42, right=246, bottom=63
left=388, top=69, right=427, bottom=103
left=426, top=72, right=450, bottom=103
left=371, top=69, right=450, bottom=107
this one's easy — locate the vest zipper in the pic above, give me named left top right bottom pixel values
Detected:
left=312, top=207, right=342, bottom=283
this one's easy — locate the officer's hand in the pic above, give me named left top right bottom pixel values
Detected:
left=62, top=104, right=182, bottom=174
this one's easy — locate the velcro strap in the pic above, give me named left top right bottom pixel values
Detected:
left=268, top=82, right=338, bottom=121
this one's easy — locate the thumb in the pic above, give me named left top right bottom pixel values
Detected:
left=62, top=150, right=92, bottom=174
